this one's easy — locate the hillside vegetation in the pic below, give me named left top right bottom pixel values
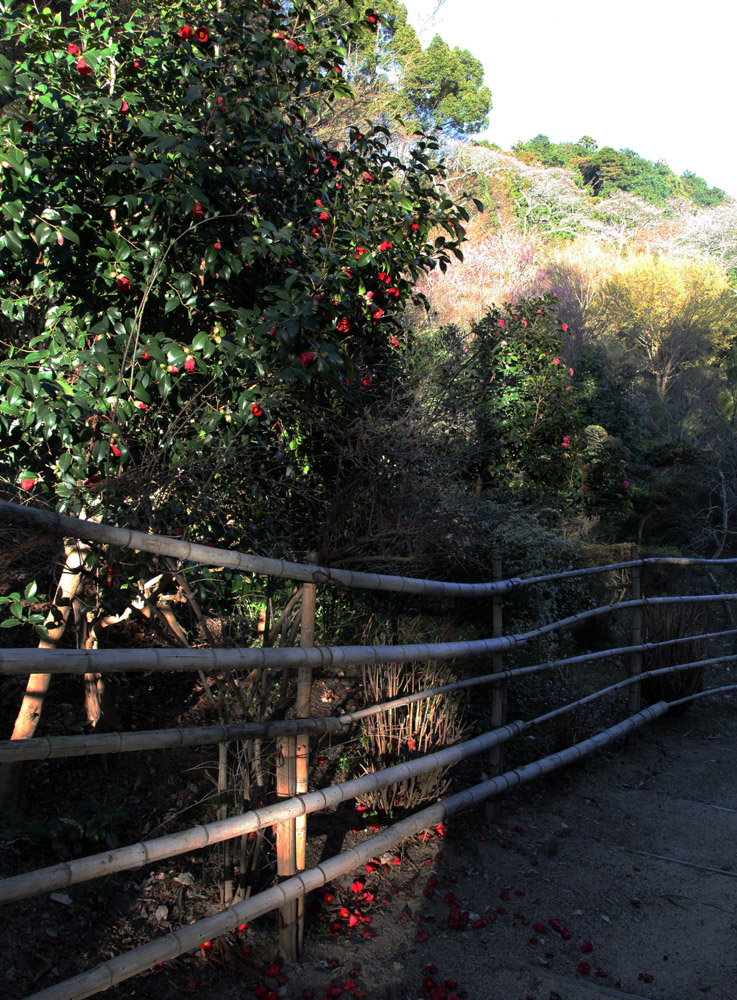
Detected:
left=1, top=0, right=736, bottom=741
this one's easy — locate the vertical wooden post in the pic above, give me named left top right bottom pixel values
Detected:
left=276, top=559, right=316, bottom=962
left=627, top=546, right=643, bottom=745
left=485, top=554, right=505, bottom=820
left=275, top=733, right=297, bottom=961
left=294, top=560, right=316, bottom=954
left=218, top=741, right=233, bottom=904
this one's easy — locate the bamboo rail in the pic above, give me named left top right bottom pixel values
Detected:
left=5, top=500, right=737, bottom=597
left=3, top=628, right=736, bottom=765
left=3, top=595, right=737, bottom=681
left=0, top=718, right=343, bottom=762
left=0, top=722, right=524, bottom=905
left=0, top=501, right=522, bottom=597
left=22, top=705, right=668, bottom=1000
left=6, top=651, right=734, bottom=908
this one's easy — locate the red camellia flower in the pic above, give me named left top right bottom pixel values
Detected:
left=366, top=10, right=378, bottom=25
left=354, top=246, right=367, bottom=258
left=20, top=478, right=36, bottom=491
left=67, top=43, right=81, bottom=55
left=192, top=202, right=204, bottom=218
left=363, top=171, right=375, bottom=182
left=111, top=444, right=121, bottom=457
left=581, top=941, right=593, bottom=953
left=318, top=211, right=330, bottom=222
left=76, top=57, right=92, bottom=75
left=577, top=962, right=591, bottom=975
left=120, top=99, right=129, bottom=113
left=178, top=24, right=194, bottom=39
left=194, top=27, right=209, bottom=42
left=371, top=308, right=383, bottom=323
left=337, top=318, right=351, bottom=333
left=135, top=401, right=147, bottom=409
left=300, top=351, right=316, bottom=367
left=115, top=275, right=130, bottom=292
left=133, top=58, right=141, bottom=69
left=184, top=356, right=196, bottom=372
left=561, top=322, right=569, bottom=331
left=377, top=240, right=392, bottom=251
left=251, top=403, right=263, bottom=417
left=361, top=376, right=372, bottom=387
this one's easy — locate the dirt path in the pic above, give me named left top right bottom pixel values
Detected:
left=287, top=698, right=737, bottom=1000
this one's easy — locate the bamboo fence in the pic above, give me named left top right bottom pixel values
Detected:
left=3, top=630, right=736, bottom=764
left=21, top=705, right=669, bottom=1000
left=1, top=500, right=737, bottom=997
left=4, top=499, right=737, bottom=596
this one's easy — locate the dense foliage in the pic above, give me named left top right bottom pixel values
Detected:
left=344, top=0, right=491, bottom=137
left=513, top=134, right=726, bottom=207
left=0, top=0, right=471, bottom=558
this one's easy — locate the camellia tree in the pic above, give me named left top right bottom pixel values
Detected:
left=436, top=293, right=631, bottom=516
left=0, top=0, right=477, bottom=752
left=0, top=0, right=471, bottom=545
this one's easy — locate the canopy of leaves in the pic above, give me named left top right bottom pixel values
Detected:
left=513, top=135, right=726, bottom=208
left=345, top=3, right=491, bottom=138
left=0, top=0, right=469, bottom=565
left=592, top=254, right=737, bottom=397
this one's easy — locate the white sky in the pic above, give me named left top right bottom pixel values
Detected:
left=404, top=0, right=737, bottom=197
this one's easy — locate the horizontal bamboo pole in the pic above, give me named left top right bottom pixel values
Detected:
left=341, top=626, right=737, bottom=726
left=0, top=501, right=521, bottom=598
left=0, top=634, right=520, bottom=676
left=530, top=655, right=737, bottom=728
left=3, top=649, right=707, bottom=905
left=0, top=722, right=525, bottom=905
left=5, top=626, right=734, bottom=764
left=0, top=717, right=343, bottom=763
left=23, top=705, right=667, bottom=1000
left=6, top=501, right=737, bottom=601
left=668, top=682, right=737, bottom=708
left=515, top=554, right=737, bottom=590
left=4, top=594, right=737, bottom=680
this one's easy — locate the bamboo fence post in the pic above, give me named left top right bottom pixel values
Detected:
left=294, top=556, right=316, bottom=953
left=274, top=569, right=316, bottom=963
left=275, top=729, right=298, bottom=960
left=627, top=546, right=643, bottom=745
left=486, top=553, right=505, bottom=820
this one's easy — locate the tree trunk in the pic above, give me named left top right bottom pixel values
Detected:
left=0, top=536, right=91, bottom=812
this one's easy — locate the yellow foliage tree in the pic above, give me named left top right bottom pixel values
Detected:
left=592, top=254, right=737, bottom=398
